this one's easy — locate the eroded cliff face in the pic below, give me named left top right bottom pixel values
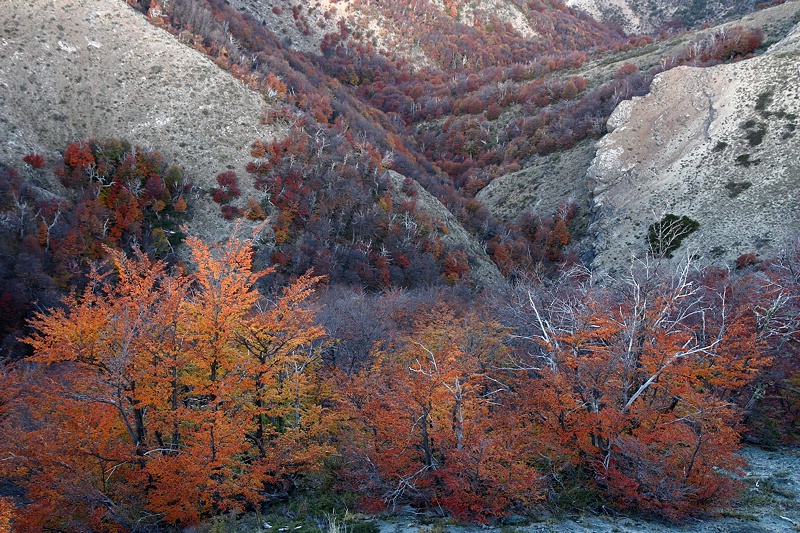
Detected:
left=587, top=18, right=800, bottom=275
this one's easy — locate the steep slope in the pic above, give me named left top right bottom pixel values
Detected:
left=225, top=0, right=623, bottom=69
left=476, top=139, right=596, bottom=223
left=587, top=10, right=800, bottom=275
left=473, top=0, right=797, bottom=255
left=566, top=0, right=760, bottom=34
left=0, top=0, right=505, bottom=287
left=387, top=171, right=504, bottom=287
left=0, top=0, right=279, bottom=242
left=565, top=0, right=644, bottom=34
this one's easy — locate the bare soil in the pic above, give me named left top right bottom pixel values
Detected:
left=586, top=4, right=800, bottom=276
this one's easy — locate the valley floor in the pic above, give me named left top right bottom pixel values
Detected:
left=376, top=447, right=800, bottom=533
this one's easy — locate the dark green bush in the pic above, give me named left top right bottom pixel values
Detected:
left=350, top=521, right=381, bottom=533
left=755, top=90, right=773, bottom=114
left=745, top=123, right=768, bottom=146
left=647, top=214, right=700, bottom=256
left=735, top=153, right=760, bottom=167
left=725, top=180, right=752, bottom=198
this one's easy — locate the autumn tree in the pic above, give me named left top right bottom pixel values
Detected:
left=235, top=270, right=333, bottom=496
left=0, top=139, right=196, bottom=360
left=338, top=304, right=542, bottom=520
left=22, top=153, right=45, bottom=169
left=2, top=232, right=333, bottom=530
left=506, top=258, right=768, bottom=518
left=0, top=497, right=13, bottom=532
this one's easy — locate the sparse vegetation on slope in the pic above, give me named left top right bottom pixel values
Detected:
left=587, top=2, right=800, bottom=274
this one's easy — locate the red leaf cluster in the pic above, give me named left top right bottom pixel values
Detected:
left=22, top=153, right=45, bottom=169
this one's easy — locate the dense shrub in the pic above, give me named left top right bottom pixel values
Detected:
left=647, top=214, right=700, bottom=256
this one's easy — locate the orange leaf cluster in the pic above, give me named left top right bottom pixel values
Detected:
left=330, top=262, right=772, bottom=521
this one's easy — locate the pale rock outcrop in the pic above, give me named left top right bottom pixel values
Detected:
left=587, top=19, right=800, bottom=274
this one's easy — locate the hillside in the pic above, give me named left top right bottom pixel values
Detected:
left=565, top=0, right=762, bottom=34
left=470, top=0, right=799, bottom=266
left=4, top=0, right=800, bottom=530
left=102, top=0, right=774, bottom=283
left=0, top=0, right=507, bottom=287
left=587, top=8, right=800, bottom=275
left=224, top=0, right=625, bottom=69
left=3, top=0, right=798, bottom=282
left=0, top=0, right=282, bottom=243
left=476, top=139, right=596, bottom=224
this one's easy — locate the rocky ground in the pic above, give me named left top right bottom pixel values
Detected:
left=586, top=3, right=800, bottom=276
left=475, top=0, right=800, bottom=271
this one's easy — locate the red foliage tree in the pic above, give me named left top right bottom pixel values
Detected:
left=513, top=262, right=769, bottom=518
left=22, top=153, right=45, bottom=169
left=212, top=170, right=242, bottom=204
left=338, top=305, right=542, bottom=520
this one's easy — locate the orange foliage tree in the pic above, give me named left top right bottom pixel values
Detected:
left=338, top=305, right=542, bottom=521
left=0, top=496, right=14, bottom=532
left=1, top=233, right=333, bottom=531
left=513, top=260, right=768, bottom=519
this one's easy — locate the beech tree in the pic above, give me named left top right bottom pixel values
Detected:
left=2, top=233, right=332, bottom=531
left=338, top=305, right=542, bottom=521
